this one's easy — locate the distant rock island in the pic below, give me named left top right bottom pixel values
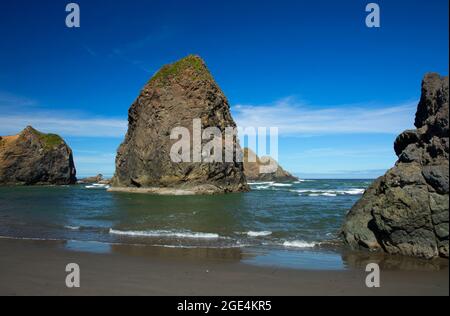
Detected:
left=110, top=55, right=249, bottom=195
left=0, top=126, right=76, bottom=185
left=243, top=148, right=298, bottom=182
left=78, top=174, right=110, bottom=185
left=343, top=73, right=449, bottom=259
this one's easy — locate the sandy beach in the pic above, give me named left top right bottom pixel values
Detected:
left=0, top=238, right=448, bottom=296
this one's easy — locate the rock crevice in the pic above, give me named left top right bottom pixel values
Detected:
left=342, top=73, right=449, bottom=259
left=111, top=55, right=249, bottom=194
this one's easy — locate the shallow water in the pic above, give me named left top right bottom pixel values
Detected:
left=0, top=179, right=375, bottom=269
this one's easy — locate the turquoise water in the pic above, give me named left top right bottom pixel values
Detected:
left=0, top=179, right=371, bottom=252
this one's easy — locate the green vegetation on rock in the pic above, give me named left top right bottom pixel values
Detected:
left=150, top=55, right=212, bottom=85
left=25, top=127, right=64, bottom=150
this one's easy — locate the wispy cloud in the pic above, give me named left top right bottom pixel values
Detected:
left=1, top=93, right=418, bottom=139
left=0, top=91, right=36, bottom=108
left=291, top=147, right=393, bottom=159
left=233, top=97, right=417, bottom=136
left=0, top=113, right=127, bottom=138
left=74, top=152, right=116, bottom=165
left=0, top=92, right=128, bottom=138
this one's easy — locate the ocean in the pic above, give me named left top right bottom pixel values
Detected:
left=0, top=179, right=373, bottom=269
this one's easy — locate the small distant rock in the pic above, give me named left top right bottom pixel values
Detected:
left=78, top=174, right=109, bottom=184
left=243, top=148, right=298, bottom=182
left=0, top=126, right=77, bottom=185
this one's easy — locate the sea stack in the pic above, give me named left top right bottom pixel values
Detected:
left=342, top=73, right=449, bottom=259
left=243, top=148, right=298, bottom=182
left=111, top=55, right=249, bottom=195
left=0, top=126, right=76, bottom=185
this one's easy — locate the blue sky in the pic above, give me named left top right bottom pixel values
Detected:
left=0, top=0, right=448, bottom=178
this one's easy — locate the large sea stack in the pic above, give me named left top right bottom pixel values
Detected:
left=342, top=73, right=449, bottom=259
left=243, top=148, right=298, bottom=182
left=111, top=55, right=249, bottom=195
left=0, top=126, right=76, bottom=185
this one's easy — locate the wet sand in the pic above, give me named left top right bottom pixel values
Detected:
left=0, top=238, right=448, bottom=296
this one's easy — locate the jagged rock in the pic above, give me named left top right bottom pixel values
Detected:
left=342, top=73, right=449, bottom=259
left=243, top=148, right=298, bottom=182
left=78, top=174, right=108, bottom=184
left=0, top=126, right=76, bottom=185
left=110, top=55, right=249, bottom=194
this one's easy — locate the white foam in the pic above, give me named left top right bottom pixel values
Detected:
left=283, top=240, right=317, bottom=248
left=255, top=185, right=271, bottom=190
left=0, top=236, right=62, bottom=242
left=293, top=179, right=314, bottom=183
left=342, top=188, right=366, bottom=195
left=272, top=183, right=293, bottom=187
left=293, top=188, right=366, bottom=196
left=65, top=226, right=80, bottom=230
left=249, top=182, right=275, bottom=186
left=109, top=229, right=220, bottom=239
left=85, top=183, right=110, bottom=189
left=247, top=231, right=272, bottom=237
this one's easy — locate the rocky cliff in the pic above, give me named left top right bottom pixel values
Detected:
left=0, top=126, right=76, bottom=185
left=342, top=73, right=449, bottom=259
left=111, top=55, right=249, bottom=194
left=243, top=148, right=298, bottom=182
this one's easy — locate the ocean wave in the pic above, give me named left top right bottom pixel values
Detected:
left=250, top=182, right=294, bottom=190
left=255, top=185, right=271, bottom=190
left=283, top=240, right=317, bottom=248
left=64, top=225, right=81, bottom=230
left=272, top=183, right=293, bottom=187
left=109, top=229, right=220, bottom=239
left=321, top=193, right=337, bottom=197
left=0, top=235, right=63, bottom=242
left=246, top=231, right=272, bottom=237
left=85, top=183, right=110, bottom=189
left=292, top=188, right=365, bottom=196
left=293, top=180, right=314, bottom=183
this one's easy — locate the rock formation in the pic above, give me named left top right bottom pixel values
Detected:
left=243, top=148, right=298, bottom=182
left=342, top=73, right=449, bottom=259
left=78, top=174, right=110, bottom=184
left=111, top=55, right=249, bottom=194
left=0, top=126, right=76, bottom=185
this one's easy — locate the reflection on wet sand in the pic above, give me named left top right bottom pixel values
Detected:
left=110, top=243, right=245, bottom=263
left=342, top=250, right=449, bottom=271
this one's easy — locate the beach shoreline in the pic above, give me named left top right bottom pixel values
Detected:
left=0, top=238, right=448, bottom=296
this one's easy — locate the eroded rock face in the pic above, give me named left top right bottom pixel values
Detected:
left=243, top=148, right=298, bottom=182
left=111, top=55, right=249, bottom=194
left=342, top=73, right=449, bottom=259
left=0, top=126, right=76, bottom=185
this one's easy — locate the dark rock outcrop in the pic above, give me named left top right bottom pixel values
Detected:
left=0, top=126, right=76, bottom=185
left=111, top=55, right=249, bottom=194
left=243, top=148, right=298, bottom=182
left=342, top=73, right=449, bottom=259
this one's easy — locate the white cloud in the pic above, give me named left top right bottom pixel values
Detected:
left=291, top=147, right=393, bottom=159
left=1, top=94, right=418, bottom=139
left=232, top=97, right=417, bottom=136
left=0, top=113, right=127, bottom=138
